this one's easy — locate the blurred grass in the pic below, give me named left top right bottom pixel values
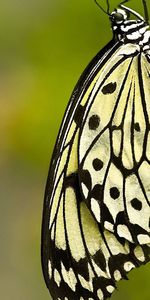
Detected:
left=0, top=0, right=149, bottom=300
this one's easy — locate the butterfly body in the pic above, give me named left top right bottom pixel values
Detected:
left=42, top=3, right=150, bottom=300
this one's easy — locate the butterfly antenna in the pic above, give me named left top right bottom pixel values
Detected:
left=142, top=0, right=149, bottom=24
left=94, top=0, right=110, bottom=15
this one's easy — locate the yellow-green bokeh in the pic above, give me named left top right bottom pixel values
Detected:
left=1, top=0, right=149, bottom=300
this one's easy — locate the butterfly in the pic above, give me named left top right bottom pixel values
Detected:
left=41, top=1, right=150, bottom=299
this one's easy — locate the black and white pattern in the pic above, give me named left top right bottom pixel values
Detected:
left=41, top=2, right=150, bottom=300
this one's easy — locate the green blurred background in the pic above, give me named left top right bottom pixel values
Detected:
left=1, top=0, right=149, bottom=299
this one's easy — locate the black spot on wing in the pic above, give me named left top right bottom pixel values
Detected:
left=143, top=244, right=150, bottom=261
left=101, top=203, right=114, bottom=226
left=134, top=122, right=140, bottom=132
left=92, top=158, right=104, bottom=171
left=132, top=224, right=149, bottom=237
left=110, top=187, right=120, bottom=199
left=74, top=104, right=85, bottom=127
left=102, top=82, right=117, bottom=94
left=65, top=172, right=79, bottom=189
left=74, top=258, right=89, bottom=281
left=90, top=184, right=103, bottom=200
left=80, top=169, right=92, bottom=192
left=93, top=249, right=106, bottom=272
left=88, top=114, right=100, bottom=130
left=115, top=211, right=127, bottom=227
left=131, top=198, right=142, bottom=211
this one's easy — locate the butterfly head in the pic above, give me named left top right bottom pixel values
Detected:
left=110, top=9, right=128, bottom=25
left=109, top=6, right=150, bottom=51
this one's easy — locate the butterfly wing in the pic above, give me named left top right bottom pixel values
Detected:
left=78, top=44, right=150, bottom=246
left=41, top=40, right=150, bottom=300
